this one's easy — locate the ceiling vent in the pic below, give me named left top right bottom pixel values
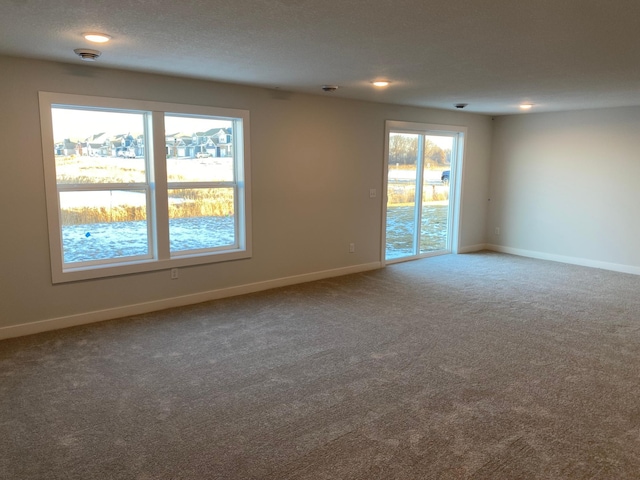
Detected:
left=74, top=48, right=101, bottom=61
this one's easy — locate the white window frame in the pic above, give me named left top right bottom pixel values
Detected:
left=39, top=92, right=252, bottom=283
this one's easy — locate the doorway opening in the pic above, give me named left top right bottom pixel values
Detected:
left=383, top=121, right=465, bottom=264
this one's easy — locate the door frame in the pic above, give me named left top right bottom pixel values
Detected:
left=381, top=120, right=466, bottom=265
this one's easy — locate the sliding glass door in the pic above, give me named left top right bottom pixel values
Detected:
left=384, top=122, right=464, bottom=263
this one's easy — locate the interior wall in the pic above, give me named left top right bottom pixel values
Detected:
left=488, top=107, right=640, bottom=271
left=0, top=55, right=492, bottom=333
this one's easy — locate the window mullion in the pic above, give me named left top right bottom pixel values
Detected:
left=151, top=111, right=170, bottom=260
left=57, top=183, right=148, bottom=192
left=167, top=181, right=235, bottom=190
left=414, top=135, right=425, bottom=256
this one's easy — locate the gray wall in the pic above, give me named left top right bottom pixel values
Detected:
left=488, top=107, right=640, bottom=270
left=0, top=55, right=492, bottom=331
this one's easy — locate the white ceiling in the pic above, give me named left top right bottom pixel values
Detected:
left=3, top=0, right=640, bottom=115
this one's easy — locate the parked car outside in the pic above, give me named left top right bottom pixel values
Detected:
left=441, top=170, right=450, bottom=185
left=196, top=152, right=212, bottom=158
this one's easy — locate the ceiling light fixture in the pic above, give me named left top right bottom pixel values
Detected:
left=519, top=103, right=533, bottom=110
left=83, top=32, right=111, bottom=43
left=372, top=81, right=390, bottom=87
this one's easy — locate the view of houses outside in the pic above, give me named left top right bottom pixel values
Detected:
left=52, top=108, right=237, bottom=264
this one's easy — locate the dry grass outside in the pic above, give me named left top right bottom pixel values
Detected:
left=62, top=206, right=147, bottom=225
left=387, top=184, right=449, bottom=205
left=61, top=189, right=234, bottom=225
left=424, top=185, right=449, bottom=202
left=169, top=189, right=234, bottom=219
left=56, top=156, right=235, bottom=225
left=388, top=184, right=416, bottom=204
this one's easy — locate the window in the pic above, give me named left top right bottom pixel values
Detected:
left=39, top=92, right=251, bottom=283
left=383, top=121, right=465, bottom=263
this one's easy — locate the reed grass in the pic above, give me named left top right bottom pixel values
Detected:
left=168, top=188, right=234, bottom=219
left=57, top=156, right=235, bottom=225
left=61, top=206, right=147, bottom=225
left=387, top=183, right=449, bottom=205
left=61, top=189, right=234, bottom=225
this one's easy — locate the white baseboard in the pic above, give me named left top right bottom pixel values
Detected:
left=0, top=262, right=382, bottom=341
left=457, top=243, right=488, bottom=254
left=486, top=244, right=640, bottom=276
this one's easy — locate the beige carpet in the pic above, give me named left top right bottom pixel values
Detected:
left=2, top=252, right=640, bottom=479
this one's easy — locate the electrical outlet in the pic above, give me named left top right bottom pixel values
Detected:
left=349, top=243, right=355, bottom=253
left=495, top=227, right=500, bottom=235
left=171, top=268, right=179, bottom=279
left=369, top=188, right=377, bottom=198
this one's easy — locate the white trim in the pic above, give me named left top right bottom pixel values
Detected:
left=451, top=132, right=466, bottom=254
left=0, top=262, right=382, bottom=340
left=458, top=243, right=488, bottom=254
left=380, top=123, right=391, bottom=263
left=486, top=244, right=640, bottom=275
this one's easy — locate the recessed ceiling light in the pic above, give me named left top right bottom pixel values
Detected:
left=519, top=103, right=533, bottom=110
left=372, top=81, right=390, bottom=87
left=83, top=33, right=111, bottom=43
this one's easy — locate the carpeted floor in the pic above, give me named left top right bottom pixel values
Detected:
left=2, top=252, right=640, bottom=479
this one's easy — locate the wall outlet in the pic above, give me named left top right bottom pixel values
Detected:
left=495, top=227, right=500, bottom=235
left=171, top=268, right=179, bottom=279
left=369, top=188, right=377, bottom=198
left=349, top=243, right=355, bottom=253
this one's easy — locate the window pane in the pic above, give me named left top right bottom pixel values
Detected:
left=168, top=188, right=235, bottom=253
left=165, top=115, right=234, bottom=182
left=420, top=135, right=453, bottom=253
left=386, top=133, right=419, bottom=260
left=59, top=190, right=149, bottom=264
left=52, top=108, right=147, bottom=184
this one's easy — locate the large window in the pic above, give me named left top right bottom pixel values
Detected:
left=39, top=92, right=251, bottom=283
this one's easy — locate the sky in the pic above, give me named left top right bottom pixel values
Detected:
left=52, top=108, right=143, bottom=141
left=51, top=107, right=232, bottom=142
left=425, top=134, right=455, bottom=150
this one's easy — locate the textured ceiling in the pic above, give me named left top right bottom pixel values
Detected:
left=2, top=0, right=640, bottom=115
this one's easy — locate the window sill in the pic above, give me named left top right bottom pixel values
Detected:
left=53, top=248, right=251, bottom=284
